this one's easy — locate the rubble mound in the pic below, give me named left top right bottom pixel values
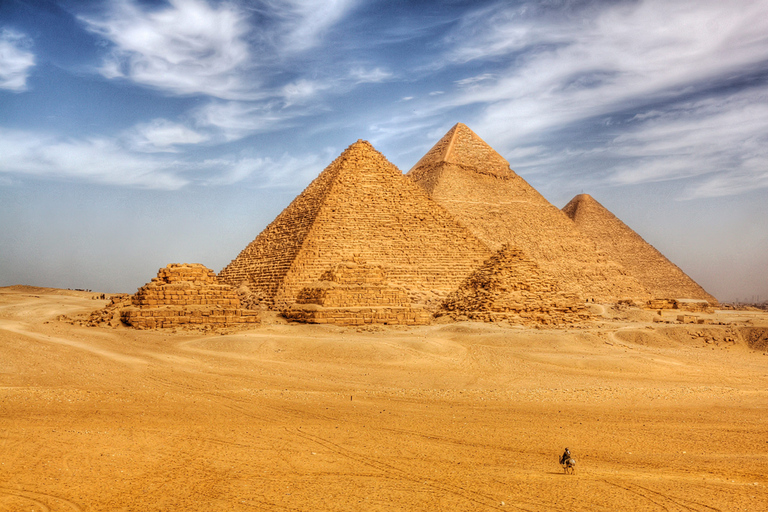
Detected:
left=121, top=264, right=259, bottom=329
left=283, top=259, right=432, bottom=326
left=439, top=245, right=590, bottom=325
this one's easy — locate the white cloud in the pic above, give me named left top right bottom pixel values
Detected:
left=441, top=0, right=768, bottom=143
left=0, top=29, right=35, bottom=92
left=193, top=100, right=296, bottom=141
left=281, top=78, right=331, bottom=105
left=201, top=150, right=333, bottom=187
left=124, top=118, right=209, bottom=152
left=79, top=0, right=253, bottom=99
left=78, top=0, right=359, bottom=99
left=607, top=90, right=768, bottom=198
left=0, top=128, right=188, bottom=189
left=0, top=126, right=332, bottom=190
left=349, top=67, right=392, bottom=84
left=264, top=0, right=357, bottom=53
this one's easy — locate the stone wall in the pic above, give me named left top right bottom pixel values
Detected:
left=439, top=245, right=590, bottom=325
left=220, top=140, right=492, bottom=309
left=283, top=260, right=431, bottom=326
left=122, top=263, right=259, bottom=329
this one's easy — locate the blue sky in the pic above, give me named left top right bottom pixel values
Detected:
left=1, top=0, right=767, bottom=301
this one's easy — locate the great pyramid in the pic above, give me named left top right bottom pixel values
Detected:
left=407, top=123, right=649, bottom=302
left=219, top=140, right=492, bottom=308
left=562, top=194, right=717, bottom=303
left=439, top=245, right=590, bottom=325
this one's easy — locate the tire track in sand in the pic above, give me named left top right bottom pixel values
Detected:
left=0, top=487, right=83, bottom=512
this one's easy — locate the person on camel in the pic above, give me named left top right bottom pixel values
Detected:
left=559, top=447, right=572, bottom=465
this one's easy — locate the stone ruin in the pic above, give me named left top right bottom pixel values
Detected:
left=283, top=259, right=431, bottom=326
left=647, top=298, right=715, bottom=313
left=438, top=245, right=591, bottom=325
left=120, top=263, right=259, bottom=329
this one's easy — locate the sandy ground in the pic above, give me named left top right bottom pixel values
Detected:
left=1, top=286, right=767, bottom=511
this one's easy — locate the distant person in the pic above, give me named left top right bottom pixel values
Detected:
left=559, top=447, right=571, bottom=465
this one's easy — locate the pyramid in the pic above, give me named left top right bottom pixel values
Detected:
left=407, top=123, right=649, bottom=302
left=121, top=263, right=259, bottom=329
left=219, top=140, right=492, bottom=308
left=562, top=194, right=717, bottom=303
left=283, top=259, right=432, bottom=325
left=439, top=245, right=590, bottom=325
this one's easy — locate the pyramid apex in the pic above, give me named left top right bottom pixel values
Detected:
left=563, top=193, right=606, bottom=221
left=408, top=123, right=511, bottom=176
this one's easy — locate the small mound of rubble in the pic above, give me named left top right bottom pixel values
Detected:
left=438, top=245, right=590, bottom=326
left=63, top=294, right=132, bottom=327
left=283, top=260, right=432, bottom=326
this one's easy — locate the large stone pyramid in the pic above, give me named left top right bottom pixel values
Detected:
left=562, top=194, right=717, bottom=303
left=219, top=140, right=492, bottom=308
left=407, top=123, right=649, bottom=302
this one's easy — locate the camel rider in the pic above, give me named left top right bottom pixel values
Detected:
left=560, top=447, right=571, bottom=465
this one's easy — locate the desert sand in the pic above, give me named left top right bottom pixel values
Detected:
left=1, top=286, right=766, bottom=511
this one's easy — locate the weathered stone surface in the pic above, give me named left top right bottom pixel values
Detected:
left=439, top=245, right=591, bottom=325
left=407, top=123, right=649, bottom=303
left=562, top=193, right=717, bottom=304
left=122, top=263, right=259, bottom=329
left=219, top=140, right=492, bottom=308
left=283, top=260, right=431, bottom=326
left=647, top=298, right=715, bottom=313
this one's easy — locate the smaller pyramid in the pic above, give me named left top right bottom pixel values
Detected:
left=562, top=194, right=717, bottom=304
left=122, top=263, right=259, bottom=329
left=439, top=245, right=590, bottom=325
left=283, top=259, right=431, bottom=326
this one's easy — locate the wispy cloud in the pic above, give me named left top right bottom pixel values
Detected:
left=0, top=128, right=188, bottom=189
left=261, top=0, right=358, bottom=53
left=445, top=0, right=768, bottom=140
left=0, top=28, right=35, bottom=92
left=0, top=125, right=333, bottom=190
left=200, top=149, right=334, bottom=187
left=349, top=67, right=392, bottom=84
left=608, top=89, right=768, bottom=198
left=192, top=100, right=309, bottom=141
left=78, top=0, right=359, bottom=100
left=124, top=118, right=209, bottom=152
left=79, top=0, right=253, bottom=99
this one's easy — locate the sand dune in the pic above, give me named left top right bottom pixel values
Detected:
left=1, top=286, right=766, bottom=511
